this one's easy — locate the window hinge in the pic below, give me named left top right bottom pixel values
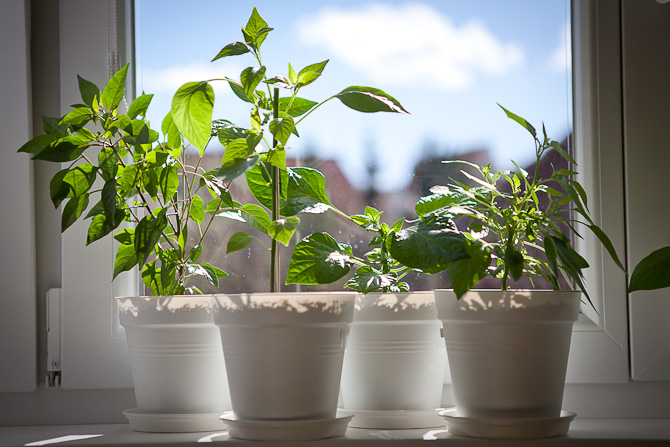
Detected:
left=46, top=288, right=61, bottom=388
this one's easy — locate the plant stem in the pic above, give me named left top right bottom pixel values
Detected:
left=270, top=87, right=281, bottom=293
left=294, top=96, right=334, bottom=127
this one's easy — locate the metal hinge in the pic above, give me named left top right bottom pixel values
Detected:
left=46, top=288, right=61, bottom=388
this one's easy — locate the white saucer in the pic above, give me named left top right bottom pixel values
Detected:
left=219, top=410, right=354, bottom=441
left=122, top=409, right=226, bottom=433
left=439, top=408, right=576, bottom=439
left=346, top=409, right=446, bottom=429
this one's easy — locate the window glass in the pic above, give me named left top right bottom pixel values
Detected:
left=135, top=0, right=572, bottom=293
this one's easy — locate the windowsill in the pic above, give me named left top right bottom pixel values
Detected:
left=1, top=419, right=670, bottom=447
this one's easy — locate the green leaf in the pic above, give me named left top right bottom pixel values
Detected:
left=101, top=179, right=118, bottom=225
left=390, top=214, right=470, bottom=273
left=215, top=121, right=256, bottom=147
left=415, top=192, right=466, bottom=217
left=244, top=7, right=271, bottom=50
left=210, top=152, right=260, bottom=183
left=59, top=107, right=93, bottom=126
left=286, top=232, right=353, bottom=285
left=171, top=81, right=214, bottom=155
left=127, top=93, right=154, bottom=119
left=264, top=76, right=291, bottom=89
left=543, top=235, right=559, bottom=277
left=448, top=241, right=490, bottom=298
left=335, top=86, right=409, bottom=114
left=226, top=232, right=253, bottom=254
left=505, top=246, right=524, bottom=281
left=245, top=161, right=288, bottom=208
left=241, top=66, right=266, bottom=101
left=101, top=63, right=129, bottom=110
left=212, top=41, right=250, bottom=61
left=63, top=164, right=96, bottom=198
left=269, top=115, right=294, bottom=146
left=570, top=179, right=589, bottom=211
left=190, top=195, right=205, bottom=224
left=77, top=75, right=100, bottom=107
left=629, top=246, right=670, bottom=292
left=222, top=138, right=253, bottom=165
left=161, top=111, right=182, bottom=149
left=32, top=136, right=89, bottom=162
left=98, top=147, right=117, bottom=181
left=134, top=210, right=168, bottom=266
left=296, top=60, right=329, bottom=87
left=42, top=116, right=69, bottom=138
left=550, top=235, right=592, bottom=306
left=288, top=63, right=297, bottom=84
left=118, top=163, right=141, bottom=197
left=18, top=134, right=56, bottom=155
left=349, top=266, right=393, bottom=294
left=121, top=120, right=159, bottom=146
left=202, top=262, right=228, bottom=281
left=266, top=148, right=286, bottom=170
left=268, top=216, right=300, bottom=246
left=108, top=114, right=132, bottom=133
left=282, top=167, right=332, bottom=216
left=240, top=203, right=271, bottom=234
left=142, top=261, right=180, bottom=296
left=227, top=79, right=253, bottom=103
left=87, top=208, right=125, bottom=245
left=498, top=103, right=536, bottom=137
left=550, top=140, right=576, bottom=164
left=588, top=224, right=625, bottom=273
left=187, top=263, right=228, bottom=288
left=61, top=194, right=89, bottom=232
left=278, top=97, right=317, bottom=117
left=178, top=225, right=188, bottom=252
left=113, top=231, right=139, bottom=279
left=551, top=235, right=588, bottom=271
left=49, top=168, right=71, bottom=208
left=159, top=165, right=179, bottom=201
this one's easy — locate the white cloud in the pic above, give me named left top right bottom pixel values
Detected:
left=295, top=3, right=525, bottom=90
left=137, top=61, right=243, bottom=95
left=549, top=22, right=571, bottom=71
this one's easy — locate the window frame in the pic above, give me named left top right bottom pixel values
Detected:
left=4, top=0, right=670, bottom=425
left=58, top=0, right=137, bottom=390
left=62, top=0, right=631, bottom=389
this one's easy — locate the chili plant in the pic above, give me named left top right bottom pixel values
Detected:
left=286, top=205, right=421, bottom=294
left=390, top=105, right=626, bottom=301
left=18, top=65, right=233, bottom=295
left=179, top=8, right=409, bottom=291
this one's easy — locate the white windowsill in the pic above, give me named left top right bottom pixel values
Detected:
left=1, top=419, right=670, bottom=447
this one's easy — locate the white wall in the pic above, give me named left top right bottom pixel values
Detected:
left=0, top=0, right=37, bottom=394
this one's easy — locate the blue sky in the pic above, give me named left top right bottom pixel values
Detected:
left=135, top=0, right=571, bottom=191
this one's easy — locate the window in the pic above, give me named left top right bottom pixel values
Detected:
left=134, top=0, right=574, bottom=294
left=3, top=0, right=670, bottom=426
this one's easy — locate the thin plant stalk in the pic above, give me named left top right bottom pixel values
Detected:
left=271, top=87, right=281, bottom=292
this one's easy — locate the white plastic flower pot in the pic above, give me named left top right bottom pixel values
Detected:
left=340, top=292, right=446, bottom=429
left=117, top=296, right=231, bottom=432
left=212, top=292, right=354, bottom=430
left=434, top=289, right=580, bottom=438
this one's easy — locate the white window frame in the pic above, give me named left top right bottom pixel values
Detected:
left=58, top=0, right=137, bottom=390
left=51, top=0, right=653, bottom=386
left=622, top=0, right=670, bottom=381
left=62, top=0, right=633, bottom=390
left=564, top=0, right=630, bottom=384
